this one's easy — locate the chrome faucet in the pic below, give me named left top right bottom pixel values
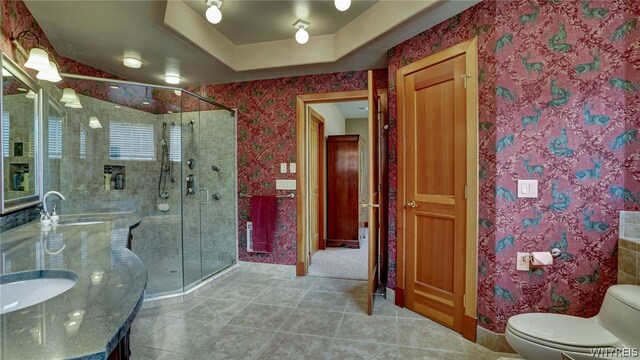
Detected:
left=43, top=191, right=66, bottom=216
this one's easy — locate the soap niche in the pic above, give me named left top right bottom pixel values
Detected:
left=104, top=165, right=126, bottom=190
left=9, top=163, right=30, bottom=191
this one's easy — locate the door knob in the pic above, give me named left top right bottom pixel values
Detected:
left=407, top=201, right=418, bottom=208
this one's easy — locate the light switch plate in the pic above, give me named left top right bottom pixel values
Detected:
left=276, top=179, right=296, bottom=190
left=280, top=163, right=287, bottom=174
left=517, top=179, right=538, bottom=198
left=289, top=163, right=297, bottom=173
left=517, top=252, right=530, bottom=271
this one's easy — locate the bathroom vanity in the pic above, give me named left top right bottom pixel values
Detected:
left=0, top=212, right=144, bottom=360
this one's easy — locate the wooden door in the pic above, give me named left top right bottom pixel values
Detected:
left=309, top=110, right=325, bottom=258
left=366, top=70, right=380, bottom=315
left=399, top=54, right=467, bottom=332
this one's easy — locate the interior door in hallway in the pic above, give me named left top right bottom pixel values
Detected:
left=399, top=53, right=467, bottom=332
left=366, top=70, right=380, bottom=315
left=309, top=109, right=325, bottom=260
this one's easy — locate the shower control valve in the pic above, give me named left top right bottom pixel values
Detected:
left=187, top=159, right=196, bottom=170
left=212, top=165, right=221, bottom=172
left=213, top=193, right=221, bottom=201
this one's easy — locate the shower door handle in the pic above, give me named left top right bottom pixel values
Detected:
left=199, top=188, right=210, bottom=205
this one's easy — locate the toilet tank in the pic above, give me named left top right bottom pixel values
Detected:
left=597, top=284, right=640, bottom=348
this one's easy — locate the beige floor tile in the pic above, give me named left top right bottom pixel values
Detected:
left=138, top=296, right=207, bottom=318
left=142, top=317, right=225, bottom=353
left=270, top=276, right=318, bottom=290
left=130, top=314, right=177, bottom=345
left=232, top=272, right=277, bottom=286
left=328, top=340, right=403, bottom=360
left=188, top=325, right=275, bottom=360
left=252, top=286, right=308, bottom=307
left=397, top=318, right=473, bottom=352
left=184, top=298, right=248, bottom=323
left=199, top=282, right=267, bottom=302
left=310, top=278, right=366, bottom=294
left=257, top=332, right=333, bottom=360
left=297, top=291, right=350, bottom=312
left=130, top=346, right=184, bottom=360
left=279, top=308, right=343, bottom=337
left=227, top=303, right=290, bottom=330
left=336, top=313, right=398, bottom=344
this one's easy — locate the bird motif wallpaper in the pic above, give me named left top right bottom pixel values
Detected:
left=387, top=0, right=640, bottom=332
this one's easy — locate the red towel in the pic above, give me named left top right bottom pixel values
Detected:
left=251, top=195, right=277, bottom=253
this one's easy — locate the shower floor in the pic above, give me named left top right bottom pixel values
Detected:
left=143, top=258, right=232, bottom=297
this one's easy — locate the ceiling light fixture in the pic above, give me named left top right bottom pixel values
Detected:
left=10, top=31, right=62, bottom=82
left=334, top=0, right=351, bottom=11
left=205, top=0, right=223, bottom=24
left=123, top=57, right=143, bottom=69
left=164, top=74, right=181, bottom=85
left=293, top=19, right=310, bottom=45
left=89, top=116, right=102, bottom=129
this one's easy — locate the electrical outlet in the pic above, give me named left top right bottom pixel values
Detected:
left=517, top=252, right=530, bottom=271
left=280, top=163, right=287, bottom=174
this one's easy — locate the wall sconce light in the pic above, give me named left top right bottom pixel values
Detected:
left=9, top=30, right=61, bottom=83
left=60, top=88, right=83, bottom=109
left=334, top=0, right=351, bottom=11
left=89, top=116, right=102, bottom=129
left=293, top=19, right=310, bottom=45
left=205, top=0, right=223, bottom=24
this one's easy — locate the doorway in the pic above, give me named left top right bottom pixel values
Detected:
left=396, top=38, right=478, bottom=341
left=296, top=71, right=388, bottom=315
left=307, top=101, right=369, bottom=280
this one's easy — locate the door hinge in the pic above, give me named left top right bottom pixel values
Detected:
left=461, top=74, right=472, bottom=88
left=464, top=185, right=468, bottom=199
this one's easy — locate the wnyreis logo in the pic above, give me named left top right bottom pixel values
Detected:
left=589, top=348, right=639, bottom=358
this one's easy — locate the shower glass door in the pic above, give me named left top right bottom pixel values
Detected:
left=181, top=94, right=237, bottom=290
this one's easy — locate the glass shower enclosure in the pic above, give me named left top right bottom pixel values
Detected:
left=42, top=77, right=237, bottom=299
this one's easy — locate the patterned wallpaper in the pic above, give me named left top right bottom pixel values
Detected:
left=387, top=0, right=640, bottom=332
left=193, top=72, right=388, bottom=264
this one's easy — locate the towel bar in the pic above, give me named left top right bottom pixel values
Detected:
left=239, top=192, right=295, bottom=199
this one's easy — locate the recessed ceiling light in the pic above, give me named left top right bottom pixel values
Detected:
left=114, top=105, right=121, bottom=109
left=110, top=85, right=120, bottom=89
left=164, top=74, right=181, bottom=85
left=17, top=87, right=27, bottom=92
left=142, top=101, right=150, bottom=105
left=174, top=90, right=182, bottom=96
left=167, top=111, right=173, bottom=114
left=123, top=57, right=143, bottom=69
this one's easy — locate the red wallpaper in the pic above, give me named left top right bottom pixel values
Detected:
left=388, top=0, right=640, bottom=332
left=194, top=71, right=388, bottom=264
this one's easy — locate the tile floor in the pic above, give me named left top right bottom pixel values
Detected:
left=130, top=271, right=518, bottom=359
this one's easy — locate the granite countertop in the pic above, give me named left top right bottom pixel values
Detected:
left=0, top=212, right=145, bottom=360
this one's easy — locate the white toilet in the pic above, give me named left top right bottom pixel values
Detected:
left=505, top=284, right=640, bottom=360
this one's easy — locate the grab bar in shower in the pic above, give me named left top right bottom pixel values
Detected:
left=238, top=192, right=295, bottom=199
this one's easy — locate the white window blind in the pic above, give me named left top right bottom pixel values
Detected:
left=109, top=122, right=155, bottom=160
left=2, top=112, right=9, bottom=157
left=169, top=125, right=181, bottom=162
left=80, top=127, right=86, bottom=159
left=48, top=117, right=62, bottom=159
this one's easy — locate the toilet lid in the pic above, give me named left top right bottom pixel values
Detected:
left=507, top=313, right=619, bottom=348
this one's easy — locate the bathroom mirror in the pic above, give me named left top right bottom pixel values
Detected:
left=1, top=52, right=42, bottom=214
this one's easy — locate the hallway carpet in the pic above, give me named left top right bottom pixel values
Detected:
left=308, top=228, right=368, bottom=280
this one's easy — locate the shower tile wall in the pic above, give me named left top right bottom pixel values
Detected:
left=3, top=95, right=36, bottom=200
left=54, top=94, right=182, bottom=265
left=178, top=110, right=237, bottom=281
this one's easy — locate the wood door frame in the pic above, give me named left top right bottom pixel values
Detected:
left=296, top=89, right=387, bottom=276
left=396, top=37, right=479, bottom=341
left=309, top=107, right=326, bottom=251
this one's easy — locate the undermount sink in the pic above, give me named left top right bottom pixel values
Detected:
left=0, top=270, right=78, bottom=314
